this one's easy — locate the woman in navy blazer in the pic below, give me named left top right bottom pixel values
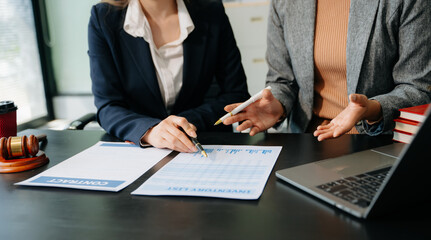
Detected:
left=88, top=0, right=249, bottom=152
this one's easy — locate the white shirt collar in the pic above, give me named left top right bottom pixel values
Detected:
left=123, top=0, right=194, bottom=47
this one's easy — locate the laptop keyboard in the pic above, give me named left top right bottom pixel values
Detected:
left=316, top=167, right=391, bottom=208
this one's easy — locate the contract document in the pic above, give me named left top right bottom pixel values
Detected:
left=132, top=145, right=282, bottom=199
left=16, top=142, right=171, bottom=192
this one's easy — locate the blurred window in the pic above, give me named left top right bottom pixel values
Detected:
left=0, top=0, right=47, bottom=125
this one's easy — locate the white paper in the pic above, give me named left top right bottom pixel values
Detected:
left=132, top=145, right=282, bottom=199
left=16, top=141, right=171, bottom=192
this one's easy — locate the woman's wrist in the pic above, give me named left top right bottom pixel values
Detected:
left=140, top=127, right=154, bottom=147
left=364, top=99, right=383, bottom=124
left=276, top=103, right=287, bottom=123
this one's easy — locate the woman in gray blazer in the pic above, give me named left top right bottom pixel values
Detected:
left=222, top=0, right=431, bottom=141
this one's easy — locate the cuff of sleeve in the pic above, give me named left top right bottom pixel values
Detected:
left=361, top=119, right=384, bottom=136
left=277, top=107, right=287, bottom=123
left=272, top=119, right=287, bottom=131
left=139, top=128, right=153, bottom=148
left=272, top=104, right=288, bottom=129
left=139, top=139, right=152, bottom=148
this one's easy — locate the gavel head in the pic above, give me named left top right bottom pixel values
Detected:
left=0, top=135, right=39, bottom=160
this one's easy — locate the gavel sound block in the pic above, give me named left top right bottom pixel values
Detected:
left=0, top=135, right=49, bottom=173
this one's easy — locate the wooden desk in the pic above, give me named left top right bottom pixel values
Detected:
left=1, top=129, right=430, bottom=239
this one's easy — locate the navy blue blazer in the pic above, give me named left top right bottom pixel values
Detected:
left=88, top=0, right=250, bottom=145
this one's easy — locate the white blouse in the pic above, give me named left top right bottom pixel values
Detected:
left=124, top=0, right=194, bottom=113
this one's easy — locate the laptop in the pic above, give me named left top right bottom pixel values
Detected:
left=276, top=108, right=431, bottom=219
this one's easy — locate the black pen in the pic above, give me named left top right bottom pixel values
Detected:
left=190, top=136, right=208, bottom=158
left=181, top=128, right=208, bottom=157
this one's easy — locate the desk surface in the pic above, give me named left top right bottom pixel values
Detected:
left=1, top=129, right=430, bottom=239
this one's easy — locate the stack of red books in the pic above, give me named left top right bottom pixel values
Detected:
left=393, top=103, right=430, bottom=144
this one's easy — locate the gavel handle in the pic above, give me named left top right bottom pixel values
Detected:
left=36, top=134, right=47, bottom=144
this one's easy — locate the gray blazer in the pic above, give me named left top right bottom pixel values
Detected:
left=266, top=0, right=431, bottom=134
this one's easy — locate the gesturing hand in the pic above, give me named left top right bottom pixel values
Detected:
left=142, top=115, right=198, bottom=152
left=313, top=94, right=382, bottom=141
left=222, top=89, right=285, bottom=136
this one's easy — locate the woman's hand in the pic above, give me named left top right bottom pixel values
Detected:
left=222, top=89, right=285, bottom=136
left=313, top=94, right=382, bottom=141
left=142, top=116, right=198, bottom=152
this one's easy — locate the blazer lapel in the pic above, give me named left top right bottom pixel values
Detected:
left=284, top=0, right=316, bottom=118
left=346, top=0, right=380, bottom=95
left=173, top=4, right=208, bottom=113
left=120, top=30, right=165, bottom=108
left=177, top=23, right=207, bottom=103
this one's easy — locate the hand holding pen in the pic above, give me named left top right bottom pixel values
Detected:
left=186, top=132, right=208, bottom=158
left=214, top=86, right=272, bottom=125
left=216, top=86, right=286, bottom=136
left=179, top=128, right=207, bottom=157
left=141, top=115, right=206, bottom=155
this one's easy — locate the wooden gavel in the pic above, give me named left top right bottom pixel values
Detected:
left=0, top=134, right=49, bottom=173
left=0, top=134, right=46, bottom=160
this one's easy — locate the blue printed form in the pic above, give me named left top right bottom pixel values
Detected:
left=15, top=142, right=171, bottom=192
left=131, top=145, right=282, bottom=199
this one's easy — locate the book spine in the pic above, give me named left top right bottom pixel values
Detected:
left=392, top=129, right=413, bottom=144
